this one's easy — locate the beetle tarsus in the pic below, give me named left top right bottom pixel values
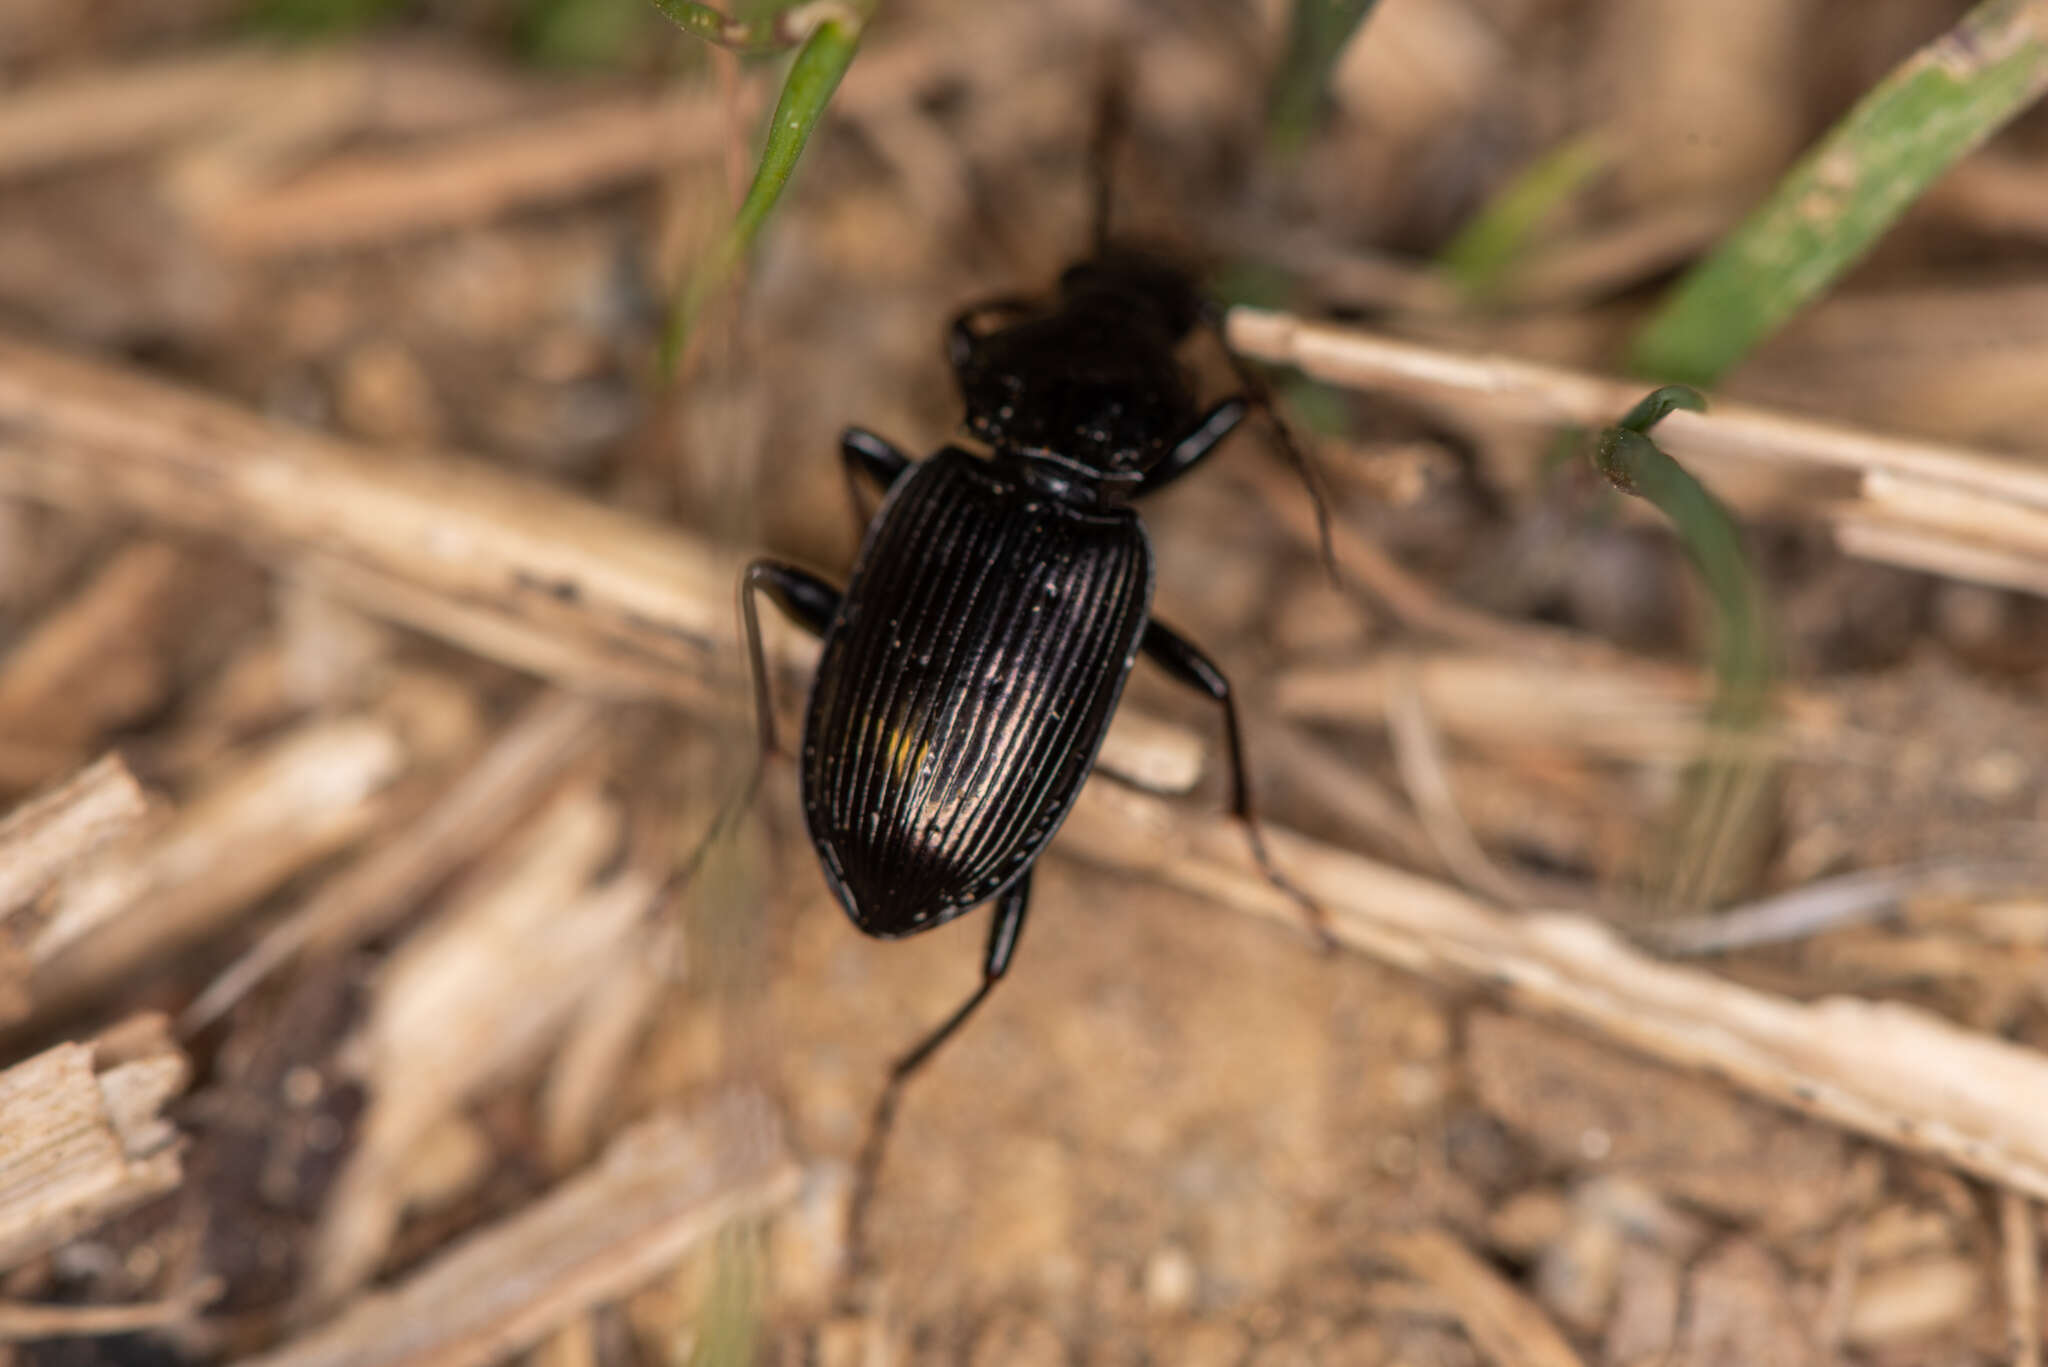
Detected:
left=1240, top=816, right=1340, bottom=954
left=843, top=873, right=1031, bottom=1304
left=1139, top=618, right=1336, bottom=951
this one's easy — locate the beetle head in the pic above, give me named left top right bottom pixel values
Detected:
left=957, top=249, right=1208, bottom=485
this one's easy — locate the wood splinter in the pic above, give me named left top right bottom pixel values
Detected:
left=0, top=1013, right=189, bottom=1273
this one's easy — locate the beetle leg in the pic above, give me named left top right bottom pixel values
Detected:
left=1139, top=619, right=1337, bottom=950
left=741, top=559, right=839, bottom=758
left=1131, top=397, right=1247, bottom=500
left=840, top=427, right=914, bottom=533
left=668, top=560, right=840, bottom=899
left=847, top=873, right=1032, bottom=1289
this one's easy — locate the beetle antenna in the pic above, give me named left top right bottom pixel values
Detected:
left=1087, top=45, right=1132, bottom=253
left=1211, top=316, right=1342, bottom=582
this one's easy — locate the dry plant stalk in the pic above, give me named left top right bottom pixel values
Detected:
left=305, top=783, right=657, bottom=1309
left=1276, top=650, right=1841, bottom=766
left=1226, top=308, right=2048, bottom=599
left=0, top=49, right=299, bottom=179
left=201, top=90, right=727, bottom=256
left=180, top=690, right=603, bottom=1032
left=1383, top=658, right=1529, bottom=905
left=244, top=1095, right=800, bottom=1367
left=0, top=41, right=556, bottom=188
left=0, top=334, right=731, bottom=709
left=540, top=922, right=674, bottom=1172
left=1055, top=780, right=2048, bottom=1202
left=173, top=27, right=958, bottom=257
left=0, top=332, right=1201, bottom=793
left=4, top=330, right=2045, bottom=1212
left=0, top=754, right=147, bottom=926
left=0, top=1014, right=187, bottom=1271
left=24, top=717, right=407, bottom=1020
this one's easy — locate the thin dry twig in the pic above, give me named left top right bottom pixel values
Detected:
left=0, top=334, right=729, bottom=709
left=0, top=754, right=147, bottom=925
left=1817, top=1220, right=1865, bottom=1354
left=175, top=23, right=979, bottom=257
left=1235, top=453, right=1598, bottom=658
left=1276, top=649, right=1839, bottom=767
left=0, top=43, right=547, bottom=186
left=1378, top=1226, right=1586, bottom=1367
left=2002, top=1188, right=2042, bottom=1367
left=0, top=1278, right=222, bottom=1343
left=1652, top=860, right=2038, bottom=956
left=243, top=1095, right=800, bottom=1367
left=1834, top=508, right=2048, bottom=598
left=0, top=49, right=300, bottom=180
left=540, top=922, right=673, bottom=1172
left=1227, top=309, right=2048, bottom=506
left=201, top=90, right=727, bottom=256
left=1384, top=657, right=1528, bottom=905
left=1260, top=722, right=1442, bottom=871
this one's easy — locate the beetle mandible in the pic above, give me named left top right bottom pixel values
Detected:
left=735, top=238, right=1336, bottom=1245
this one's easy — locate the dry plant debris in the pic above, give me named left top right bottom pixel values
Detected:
left=0, top=0, right=2044, bottom=1363
left=0, top=1015, right=187, bottom=1272
left=243, top=1096, right=798, bottom=1367
left=0, top=754, right=149, bottom=1017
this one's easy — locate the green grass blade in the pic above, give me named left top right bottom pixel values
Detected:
left=1266, top=0, right=1384, bottom=156
left=1438, top=132, right=1611, bottom=303
left=1596, top=387, right=1776, bottom=914
left=658, top=7, right=863, bottom=375
left=1627, top=0, right=2048, bottom=388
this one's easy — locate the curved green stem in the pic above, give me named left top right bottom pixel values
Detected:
left=1596, top=387, right=1776, bottom=914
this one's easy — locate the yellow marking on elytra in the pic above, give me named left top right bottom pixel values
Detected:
left=880, top=714, right=930, bottom=786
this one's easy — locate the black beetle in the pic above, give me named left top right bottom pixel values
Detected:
left=734, top=241, right=1334, bottom=1255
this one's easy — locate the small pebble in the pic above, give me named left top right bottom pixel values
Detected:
left=1144, top=1243, right=1198, bottom=1313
